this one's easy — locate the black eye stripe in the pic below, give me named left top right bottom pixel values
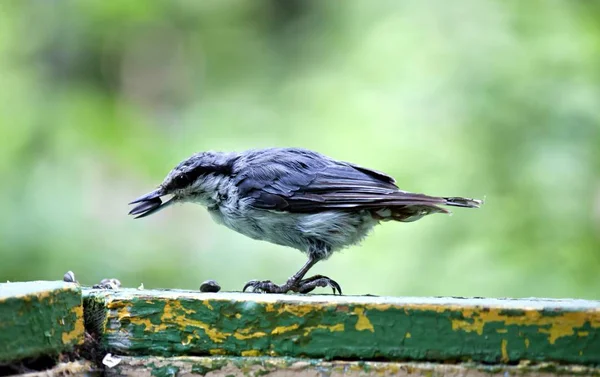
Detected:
left=170, top=166, right=207, bottom=190
left=171, top=174, right=191, bottom=189
left=168, top=161, right=234, bottom=190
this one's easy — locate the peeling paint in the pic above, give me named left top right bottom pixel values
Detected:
left=182, top=333, right=195, bottom=345
left=202, top=300, right=213, bottom=311
left=353, top=307, right=375, bottom=332
left=303, top=323, right=344, bottom=336
left=1, top=281, right=84, bottom=362
left=271, top=324, right=300, bottom=335
left=449, top=307, right=600, bottom=345
left=266, top=303, right=315, bottom=317
left=241, top=350, right=260, bottom=357
left=233, top=328, right=267, bottom=340
left=501, top=339, right=508, bottom=362
left=62, top=305, right=85, bottom=344
left=85, top=290, right=600, bottom=365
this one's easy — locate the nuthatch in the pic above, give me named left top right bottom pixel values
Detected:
left=129, top=148, right=481, bottom=294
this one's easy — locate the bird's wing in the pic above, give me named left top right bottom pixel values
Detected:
left=233, top=148, right=447, bottom=213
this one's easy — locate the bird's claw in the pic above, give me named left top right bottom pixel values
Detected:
left=297, top=275, right=342, bottom=295
left=243, top=275, right=342, bottom=295
left=243, top=279, right=285, bottom=293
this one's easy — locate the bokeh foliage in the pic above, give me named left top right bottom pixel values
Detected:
left=1, top=0, right=599, bottom=298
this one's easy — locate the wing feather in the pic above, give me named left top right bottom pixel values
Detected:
left=233, top=148, right=447, bottom=213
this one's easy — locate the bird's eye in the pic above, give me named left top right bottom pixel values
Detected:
left=172, top=173, right=191, bottom=188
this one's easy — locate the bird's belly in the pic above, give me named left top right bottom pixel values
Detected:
left=209, top=207, right=378, bottom=256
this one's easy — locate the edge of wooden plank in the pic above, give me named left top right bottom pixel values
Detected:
left=0, top=281, right=85, bottom=362
left=6, top=361, right=99, bottom=377
left=105, top=356, right=600, bottom=377
left=83, top=288, right=600, bottom=365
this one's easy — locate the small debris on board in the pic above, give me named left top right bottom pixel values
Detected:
left=62, top=270, right=220, bottom=292
left=63, top=271, right=78, bottom=284
left=92, top=278, right=121, bottom=290
left=200, top=279, right=221, bottom=293
left=62, top=271, right=121, bottom=289
left=102, top=353, right=121, bottom=368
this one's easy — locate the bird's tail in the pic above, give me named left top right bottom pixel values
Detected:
left=442, top=196, right=483, bottom=208
left=377, top=193, right=483, bottom=222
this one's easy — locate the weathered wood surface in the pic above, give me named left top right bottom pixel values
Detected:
left=84, top=289, right=600, bottom=365
left=5, top=361, right=98, bottom=377
left=0, top=281, right=85, bottom=362
left=106, top=356, right=600, bottom=377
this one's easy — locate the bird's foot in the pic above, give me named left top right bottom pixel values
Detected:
left=297, top=274, right=342, bottom=295
left=243, top=279, right=288, bottom=293
left=243, top=275, right=342, bottom=295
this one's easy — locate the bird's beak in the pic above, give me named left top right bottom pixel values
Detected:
left=128, top=188, right=176, bottom=219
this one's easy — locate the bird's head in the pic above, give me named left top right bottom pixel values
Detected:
left=128, top=151, right=236, bottom=218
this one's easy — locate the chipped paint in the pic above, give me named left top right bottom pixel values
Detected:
left=62, top=305, right=85, bottom=344
left=271, top=324, right=300, bottom=335
left=241, top=350, right=260, bottom=357
left=501, top=339, right=509, bottom=363
left=182, top=333, right=195, bottom=345
left=202, top=299, right=213, bottom=311
left=1, top=281, right=84, bottom=362
left=266, top=302, right=315, bottom=317
left=115, top=302, right=132, bottom=321
left=302, top=323, right=344, bottom=336
left=160, top=301, right=230, bottom=343
left=233, top=328, right=267, bottom=340
left=353, top=307, right=375, bottom=332
left=448, top=307, right=600, bottom=345
left=111, top=299, right=231, bottom=343
left=84, top=289, right=600, bottom=365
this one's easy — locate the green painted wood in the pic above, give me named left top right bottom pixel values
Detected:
left=83, top=289, right=600, bottom=365
left=106, top=356, right=600, bottom=377
left=0, top=281, right=85, bottom=362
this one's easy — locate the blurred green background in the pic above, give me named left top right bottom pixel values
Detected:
left=1, top=0, right=599, bottom=299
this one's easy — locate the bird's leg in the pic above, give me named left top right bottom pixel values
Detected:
left=243, top=256, right=319, bottom=294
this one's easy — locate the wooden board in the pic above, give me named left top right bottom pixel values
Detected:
left=0, top=281, right=85, bottom=362
left=84, top=289, right=600, bottom=364
left=5, top=361, right=98, bottom=377
left=104, top=356, right=600, bottom=377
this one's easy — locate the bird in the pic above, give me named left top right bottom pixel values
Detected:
left=128, top=147, right=482, bottom=294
